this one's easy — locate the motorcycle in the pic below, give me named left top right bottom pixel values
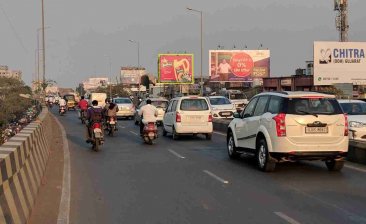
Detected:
left=80, top=110, right=87, bottom=124
left=89, top=122, right=104, bottom=151
left=59, top=106, right=66, bottom=116
left=142, top=122, right=158, bottom=145
left=106, top=116, right=117, bottom=136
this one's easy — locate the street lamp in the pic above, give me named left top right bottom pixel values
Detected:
left=186, top=7, right=204, bottom=96
left=129, top=39, right=141, bottom=96
left=36, top=26, right=50, bottom=92
left=105, top=55, right=113, bottom=99
left=41, top=0, right=46, bottom=87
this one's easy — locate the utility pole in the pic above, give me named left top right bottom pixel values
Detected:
left=335, top=0, right=349, bottom=42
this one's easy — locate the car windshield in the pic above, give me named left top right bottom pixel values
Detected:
left=114, top=98, right=132, bottom=104
left=229, top=93, right=245, bottom=99
left=286, top=98, right=343, bottom=115
left=210, top=97, right=231, bottom=105
left=340, top=102, right=366, bottom=115
left=180, top=99, right=209, bottom=111
left=152, top=101, right=168, bottom=108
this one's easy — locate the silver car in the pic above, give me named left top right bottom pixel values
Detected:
left=113, top=97, right=135, bottom=119
left=134, top=98, right=169, bottom=125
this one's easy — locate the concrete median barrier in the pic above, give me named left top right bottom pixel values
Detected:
left=348, top=140, right=366, bottom=165
left=0, top=107, right=52, bottom=223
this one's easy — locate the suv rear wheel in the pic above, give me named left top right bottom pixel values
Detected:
left=256, top=139, right=276, bottom=172
left=325, top=159, right=344, bottom=171
left=227, top=132, right=240, bottom=159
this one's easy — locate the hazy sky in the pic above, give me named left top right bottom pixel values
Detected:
left=1, top=0, right=365, bottom=87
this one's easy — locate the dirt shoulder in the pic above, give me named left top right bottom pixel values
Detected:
left=29, top=115, right=64, bottom=224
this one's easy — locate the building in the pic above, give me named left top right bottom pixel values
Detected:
left=0, top=65, right=22, bottom=80
left=263, top=75, right=314, bottom=92
left=81, top=77, right=109, bottom=92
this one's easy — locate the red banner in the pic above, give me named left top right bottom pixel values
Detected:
left=158, top=54, right=194, bottom=84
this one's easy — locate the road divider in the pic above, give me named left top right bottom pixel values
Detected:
left=0, top=107, right=53, bottom=223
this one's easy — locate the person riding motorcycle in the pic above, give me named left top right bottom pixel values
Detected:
left=86, top=100, right=103, bottom=142
left=78, top=96, right=89, bottom=118
left=138, top=99, right=158, bottom=136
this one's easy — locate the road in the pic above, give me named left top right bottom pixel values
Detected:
left=56, top=109, right=366, bottom=224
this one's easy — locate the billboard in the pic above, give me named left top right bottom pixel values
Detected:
left=314, top=42, right=366, bottom=85
left=120, top=67, right=146, bottom=84
left=158, top=54, right=194, bottom=84
left=209, top=50, right=270, bottom=82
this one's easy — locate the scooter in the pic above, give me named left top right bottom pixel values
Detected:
left=59, top=106, right=66, bottom=116
left=90, top=122, right=104, bottom=151
left=106, top=116, right=117, bottom=137
left=80, top=110, right=87, bottom=124
left=142, top=122, right=158, bottom=145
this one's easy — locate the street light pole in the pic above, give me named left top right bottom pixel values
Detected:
left=129, top=39, right=141, bottom=97
left=41, top=0, right=46, bottom=85
left=105, top=55, right=112, bottom=99
left=187, top=7, right=204, bottom=96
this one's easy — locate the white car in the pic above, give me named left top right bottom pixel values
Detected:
left=134, top=98, right=169, bottom=125
left=338, top=99, right=366, bottom=141
left=163, top=96, right=213, bottom=140
left=113, top=97, right=135, bottom=119
left=227, top=91, right=349, bottom=172
left=207, top=96, right=236, bottom=119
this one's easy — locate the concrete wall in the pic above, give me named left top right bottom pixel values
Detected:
left=0, top=108, right=52, bottom=223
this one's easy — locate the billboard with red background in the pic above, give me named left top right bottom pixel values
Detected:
left=209, top=50, right=270, bottom=82
left=158, top=54, right=194, bottom=84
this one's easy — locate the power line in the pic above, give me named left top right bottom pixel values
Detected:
left=0, top=3, right=29, bottom=54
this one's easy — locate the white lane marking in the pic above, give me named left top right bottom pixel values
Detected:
left=345, top=164, right=366, bottom=173
left=54, top=115, right=71, bottom=224
left=213, top=131, right=226, bottom=136
left=274, top=212, right=301, bottom=224
left=129, top=131, right=139, bottom=136
left=118, top=125, right=126, bottom=129
left=168, top=149, right=186, bottom=159
left=203, top=170, right=229, bottom=184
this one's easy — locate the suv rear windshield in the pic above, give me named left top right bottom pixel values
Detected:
left=152, top=101, right=168, bottom=108
left=114, top=98, right=132, bottom=104
left=340, top=102, right=366, bottom=115
left=286, top=98, right=343, bottom=115
left=210, top=97, right=231, bottom=105
left=180, top=99, right=209, bottom=111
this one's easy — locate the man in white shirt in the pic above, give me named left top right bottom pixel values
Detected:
left=217, top=59, right=231, bottom=81
left=59, top=98, right=67, bottom=107
left=138, top=99, right=158, bottom=135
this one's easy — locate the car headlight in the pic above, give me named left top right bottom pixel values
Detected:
left=349, top=121, right=366, bottom=128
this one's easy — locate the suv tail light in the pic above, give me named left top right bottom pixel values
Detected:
left=344, top=114, right=349, bottom=136
left=176, top=112, right=181, bottom=122
left=208, top=114, right=213, bottom=122
left=273, top=113, right=286, bottom=137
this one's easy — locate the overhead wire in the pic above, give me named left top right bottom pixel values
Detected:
left=0, top=2, right=29, bottom=54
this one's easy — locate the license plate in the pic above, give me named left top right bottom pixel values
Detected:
left=305, top=127, right=328, bottom=134
left=221, top=112, right=231, bottom=116
left=188, top=115, right=202, bottom=121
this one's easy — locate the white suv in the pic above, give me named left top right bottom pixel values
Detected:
left=163, top=96, right=213, bottom=140
left=227, top=91, right=349, bottom=172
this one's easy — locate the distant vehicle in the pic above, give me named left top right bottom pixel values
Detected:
left=113, top=97, right=135, bottom=119
left=207, top=96, right=236, bottom=119
left=63, top=94, right=77, bottom=110
left=219, top=89, right=249, bottom=111
left=227, top=91, right=349, bottom=172
left=134, top=98, right=169, bottom=126
left=89, top=93, right=107, bottom=108
left=338, top=99, right=366, bottom=141
left=163, top=96, right=213, bottom=140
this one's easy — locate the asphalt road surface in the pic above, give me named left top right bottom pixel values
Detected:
left=55, top=109, right=366, bottom=224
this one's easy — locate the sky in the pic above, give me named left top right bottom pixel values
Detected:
left=0, top=0, right=365, bottom=88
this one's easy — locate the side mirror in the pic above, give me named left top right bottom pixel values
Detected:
left=233, top=112, right=240, bottom=119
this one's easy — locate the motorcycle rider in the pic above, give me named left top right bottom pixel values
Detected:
left=78, top=96, right=89, bottom=119
left=86, top=100, right=103, bottom=142
left=138, top=99, right=158, bottom=136
left=59, top=97, right=67, bottom=112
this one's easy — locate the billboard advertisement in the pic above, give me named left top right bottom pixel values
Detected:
left=209, top=50, right=270, bottom=82
left=158, top=54, right=194, bottom=84
left=314, top=41, right=366, bottom=85
left=120, top=67, right=146, bottom=84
